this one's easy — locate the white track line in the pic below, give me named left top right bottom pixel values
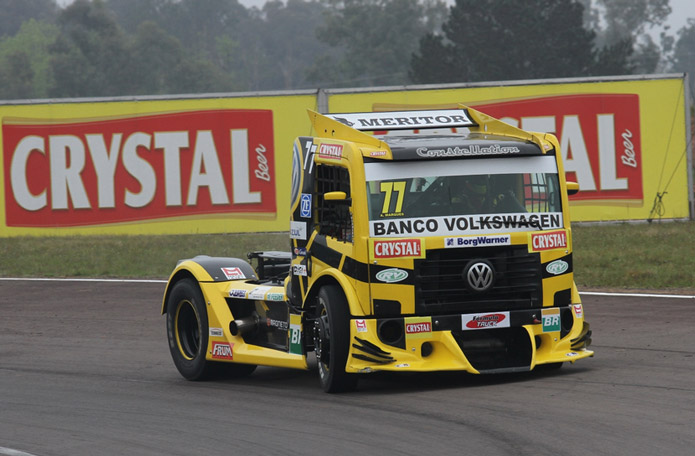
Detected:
left=0, top=447, right=40, bottom=456
left=0, top=277, right=693, bottom=299
left=0, top=277, right=166, bottom=284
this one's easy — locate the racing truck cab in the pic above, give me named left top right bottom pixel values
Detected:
left=162, top=106, right=593, bottom=392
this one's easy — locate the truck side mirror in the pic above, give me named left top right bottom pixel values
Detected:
left=566, top=181, right=579, bottom=196
left=324, top=191, right=349, bottom=202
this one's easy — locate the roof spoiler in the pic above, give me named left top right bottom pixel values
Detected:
left=308, top=104, right=546, bottom=149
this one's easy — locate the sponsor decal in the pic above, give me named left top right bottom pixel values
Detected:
left=416, top=144, right=520, bottom=158
left=462, top=312, right=510, bottom=330
left=209, top=327, right=224, bottom=337
left=293, top=246, right=307, bottom=256
left=326, top=110, right=475, bottom=131
left=566, top=352, right=580, bottom=357
left=221, top=267, right=246, bottom=280
left=248, top=286, right=271, bottom=300
left=292, top=264, right=308, bottom=277
left=542, top=308, right=561, bottom=332
left=289, top=322, right=302, bottom=355
left=290, top=221, right=307, bottom=240
left=318, top=143, right=343, bottom=159
left=2, top=110, right=276, bottom=227
left=300, top=193, right=312, bottom=218
left=546, top=259, right=569, bottom=275
left=395, top=363, right=410, bottom=368
left=211, top=341, right=233, bottom=360
left=375, top=268, right=408, bottom=283
left=573, top=303, right=584, bottom=319
left=229, top=288, right=247, bottom=298
left=266, top=318, right=289, bottom=331
left=369, top=150, right=388, bottom=157
left=445, top=234, right=511, bottom=248
left=266, top=292, right=285, bottom=301
left=531, top=230, right=568, bottom=251
left=473, top=94, right=643, bottom=205
left=372, top=238, right=424, bottom=259
left=405, top=317, right=432, bottom=339
left=370, top=212, right=562, bottom=237
left=355, top=319, right=368, bottom=333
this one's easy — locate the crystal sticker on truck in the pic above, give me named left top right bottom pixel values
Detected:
left=371, top=238, right=424, bottom=259
left=405, top=317, right=432, bottom=339
left=530, top=230, right=568, bottom=252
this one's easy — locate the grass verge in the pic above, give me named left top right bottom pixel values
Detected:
left=1, top=222, right=693, bottom=292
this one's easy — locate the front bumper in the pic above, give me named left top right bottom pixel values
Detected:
left=346, top=305, right=593, bottom=374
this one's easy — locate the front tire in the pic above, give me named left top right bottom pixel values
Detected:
left=314, top=285, right=358, bottom=393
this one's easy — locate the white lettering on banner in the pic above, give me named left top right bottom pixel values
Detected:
left=87, top=133, right=122, bottom=208
left=153, top=131, right=187, bottom=207
left=370, top=212, right=563, bottom=237
left=9, top=129, right=262, bottom=212
left=188, top=131, right=229, bottom=206
left=598, top=114, right=627, bottom=190
left=254, top=144, right=271, bottom=182
left=50, top=135, right=91, bottom=210
left=231, top=129, right=261, bottom=204
left=560, top=115, right=597, bottom=192
left=10, top=136, right=46, bottom=211
left=621, top=130, right=638, bottom=168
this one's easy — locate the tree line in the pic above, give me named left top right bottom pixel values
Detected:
left=0, top=0, right=693, bottom=100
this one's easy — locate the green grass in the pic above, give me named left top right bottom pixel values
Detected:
left=572, top=221, right=695, bottom=292
left=1, top=222, right=694, bottom=292
left=0, top=233, right=288, bottom=279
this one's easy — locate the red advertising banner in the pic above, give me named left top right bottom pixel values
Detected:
left=471, top=94, right=643, bottom=204
left=3, top=109, right=276, bottom=227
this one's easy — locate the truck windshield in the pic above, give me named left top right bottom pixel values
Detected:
left=365, top=156, right=564, bottom=237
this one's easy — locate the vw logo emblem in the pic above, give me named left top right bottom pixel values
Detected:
left=464, top=260, right=494, bottom=292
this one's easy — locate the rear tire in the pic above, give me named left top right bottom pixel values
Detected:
left=314, top=285, right=358, bottom=393
left=166, top=278, right=213, bottom=380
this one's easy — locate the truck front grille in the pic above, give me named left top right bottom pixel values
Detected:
left=414, top=246, right=541, bottom=314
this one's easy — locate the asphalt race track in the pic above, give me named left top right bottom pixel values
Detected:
left=1, top=279, right=694, bottom=456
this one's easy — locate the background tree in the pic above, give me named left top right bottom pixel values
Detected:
left=309, top=0, right=448, bottom=87
left=411, top=0, right=634, bottom=84
left=0, top=0, right=58, bottom=37
left=48, top=0, right=132, bottom=97
left=588, top=0, right=672, bottom=73
left=671, top=19, right=695, bottom=85
left=0, top=19, right=59, bottom=99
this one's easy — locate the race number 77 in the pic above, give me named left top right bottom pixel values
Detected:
left=380, top=181, right=406, bottom=214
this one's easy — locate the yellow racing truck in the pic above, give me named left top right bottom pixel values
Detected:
left=162, top=106, right=593, bottom=392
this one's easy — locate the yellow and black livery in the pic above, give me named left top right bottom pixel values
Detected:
left=162, top=105, right=593, bottom=393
